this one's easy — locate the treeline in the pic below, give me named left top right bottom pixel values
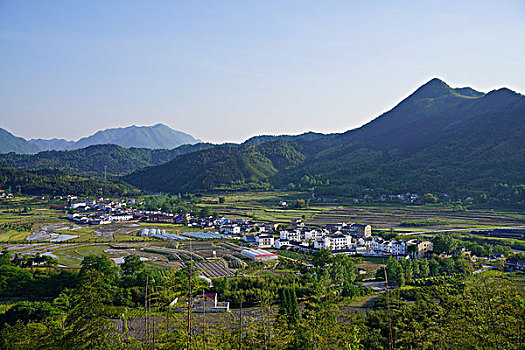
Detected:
left=0, top=143, right=214, bottom=177
left=432, top=233, right=513, bottom=257
left=382, top=255, right=473, bottom=287
left=0, top=163, right=137, bottom=197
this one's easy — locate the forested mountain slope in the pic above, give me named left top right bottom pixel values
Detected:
left=0, top=143, right=213, bottom=177
left=123, top=79, right=525, bottom=201
left=0, top=163, right=136, bottom=197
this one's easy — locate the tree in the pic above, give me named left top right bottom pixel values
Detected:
left=199, top=206, right=211, bottom=218
left=429, top=258, right=441, bottom=276
left=160, top=201, right=171, bottom=213
left=279, top=287, right=290, bottom=318
left=80, top=255, right=118, bottom=282
left=413, top=259, right=420, bottom=277
left=218, top=197, right=225, bottom=204
left=403, top=259, right=413, bottom=282
left=121, top=254, right=145, bottom=276
left=419, top=259, right=430, bottom=278
left=288, top=286, right=300, bottom=325
left=432, top=235, right=458, bottom=254
left=62, top=270, right=118, bottom=349
left=2, top=301, right=57, bottom=325
left=312, top=249, right=332, bottom=268
left=423, top=193, right=438, bottom=204
left=386, top=257, right=405, bottom=287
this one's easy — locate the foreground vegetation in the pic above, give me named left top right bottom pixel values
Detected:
left=0, top=246, right=524, bottom=349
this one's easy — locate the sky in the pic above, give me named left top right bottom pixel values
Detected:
left=1, top=1, right=524, bottom=144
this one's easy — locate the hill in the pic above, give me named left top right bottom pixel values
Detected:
left=124, top=140, right=306, bottom=193
left=0, top=163, right=136, bottom=197
left=0, top=128, right=40, bottom=154
left=123, top=78, right=525, bottom=205
left=0, top=143, right=213, bottom=177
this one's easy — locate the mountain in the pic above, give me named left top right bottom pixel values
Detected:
left=70, top=123, right=200, bottom=150
left=123, top=78, right=525, bottom=203
left=28, top=138, right=75, bottom=152
left=0, top=143, right=213, bottom=177
left=0, top=128, right=40, bottom=154
left=0, top=124, right=201, bottom=154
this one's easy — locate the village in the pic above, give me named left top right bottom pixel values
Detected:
left=60, top=195, right=435, bottom=262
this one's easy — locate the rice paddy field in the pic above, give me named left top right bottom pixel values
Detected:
left=199, top=191, right=525, bottom=232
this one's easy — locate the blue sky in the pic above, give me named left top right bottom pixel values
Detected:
left=1, top=0, right=524, bottom=143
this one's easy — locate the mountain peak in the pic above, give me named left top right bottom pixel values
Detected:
left=409, top=78, right=454, bottom=100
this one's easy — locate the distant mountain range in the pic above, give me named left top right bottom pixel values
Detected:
left=0, top=128, right=40, bottom=154
left=0, top=124, right=200, bottom=154
left=123, top=78, right=525, bottom=203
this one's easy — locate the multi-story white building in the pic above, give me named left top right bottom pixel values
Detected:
left=220, top=225, right=241, bottom=234
left=392, top=240, right=406, bottom=256
left=280, top=230, right=301, bottom=242
left=110, top=213, right=133, bottom=222
left=255, top=234, right=275, bottom=248
left=314, top=234, right=353, bottom=250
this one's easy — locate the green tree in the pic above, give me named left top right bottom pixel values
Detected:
left=121, top=254, right=145, bottom=277
left=419, top=259, right=430, bottom=278
left=386, top=257, right=405, bottom=287
left=313, top=249, right=332, bottom=268
left=199, top=206, right=211, bottom=218
left=289, top=286, right=300, bottom=325
left=80, top=254, right=118, bottom=282
left=62, top=270, right=118, bottom=349
left=432, top=235, right=459, bottom=254
left=423, top=193, right=438, bottom=203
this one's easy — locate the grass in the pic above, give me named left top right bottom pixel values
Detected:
left=54, top=244, right=111, bottom=268
left=199, top=190, right=339, bottom=223
left=507, top=271, right=525, bottom=295
left=0, top=230, right=30, bottom=241
left=345, top=294, right=378, bottom=308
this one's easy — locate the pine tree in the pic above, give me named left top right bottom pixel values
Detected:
left=279, top=288, right=289, bottom=318
left=289, top=286, right=300, bottom=325
left=62, top=270, right=118, bottom=349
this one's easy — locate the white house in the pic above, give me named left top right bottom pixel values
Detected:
left=255, top=234, right=275, bottom=248
left=221, top=225, right=241, bottom=235
left=110, top=213, right=133, bottom=222
left=315, top=234, right=353, bottom=250
left=275, top=239, right=291, bottom=249
left=70, top=202, right=87, bottom=209
left=392, top=240, right=406, bottom=256
left=280, top=230, right=301, bottom=242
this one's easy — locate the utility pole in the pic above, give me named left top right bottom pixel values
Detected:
left=145, top=275, right=149, bottom=344
left=187, top=242, right=193, bottom=350
left=203, top=290, right=207, bottom=350
left=383, top=265, right=394, bottom=350
left=104, top=165, right=107, bottom=182
left=239, top=291, right=243, bottom=350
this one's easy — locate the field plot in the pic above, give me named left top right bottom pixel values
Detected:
left=199, top=191, right=338, bottom=223
left=308, top=205, right=525, bottom=231
left=194, top=261, right=235, bottom=278
left=53, top=244, right=111, bottom=267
